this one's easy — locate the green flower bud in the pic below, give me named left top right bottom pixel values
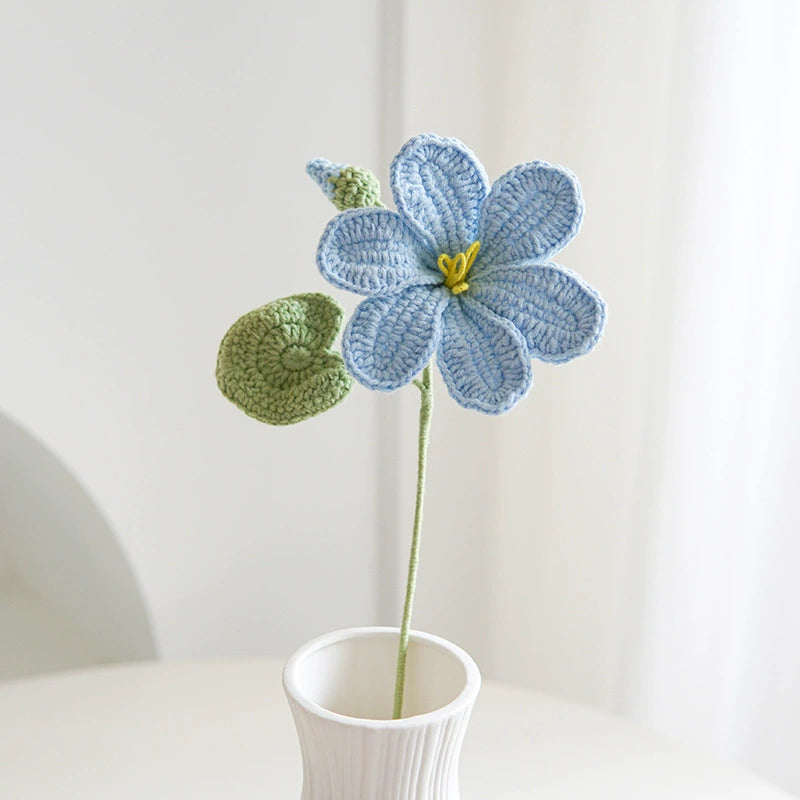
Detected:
left=330, top=166, right=383, bottom=210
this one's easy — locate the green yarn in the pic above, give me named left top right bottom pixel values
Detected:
left=216, top=293, right=352, bottom=426
left=330, top=166, right=383, bottom=211
left=393, top=362, right=433, bottom=719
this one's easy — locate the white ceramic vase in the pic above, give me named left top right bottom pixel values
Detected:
left=283, top=626, right=480, bottom=800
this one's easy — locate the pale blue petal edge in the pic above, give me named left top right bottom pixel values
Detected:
left=470, top=261, right=606, bottom=364
left=317, top=208, right=439, bottom=296
left=343, top=285, right=450, bottom=391
left=307, top=158, right=346, bottom=200
left=476, top=161, right=584, bottom=268
left=390, top=133, right=490, bottom=255
left=437, top=297, right=533, bottom=414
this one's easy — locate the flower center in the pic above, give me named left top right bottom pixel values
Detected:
left=437, top=241, right=480, bottom=295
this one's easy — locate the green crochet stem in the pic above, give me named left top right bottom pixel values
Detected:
left=393, top=363, right=433, bottom=719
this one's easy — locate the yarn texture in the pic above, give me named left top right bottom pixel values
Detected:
left=306, top=159, right=383, bottom=211
left=216, top=293, right=352, bottom=425
left=313, top=133, right=607, bottom=415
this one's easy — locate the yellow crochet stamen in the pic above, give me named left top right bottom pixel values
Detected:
left=437, top=241, right=480, bottom=295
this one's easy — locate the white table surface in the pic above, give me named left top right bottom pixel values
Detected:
left=0, top=659, right=792, bottom=799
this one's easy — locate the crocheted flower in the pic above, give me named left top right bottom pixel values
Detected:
left=316, top=134, right=606, bottom=414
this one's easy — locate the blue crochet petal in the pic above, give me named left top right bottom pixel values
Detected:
left=475, top=161, right=583, bottom=267
left=437, top=297, right=532, bottom=414
left=343, top=285, right=449, bottom=391
left=390, top=133, right=490, bottom=255
left=317, top=208, right=439, bottom=295
left=470, top=262, right=606, bottom=363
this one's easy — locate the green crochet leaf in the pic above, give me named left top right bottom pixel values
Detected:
left=216, top=293, right=352, bottom=425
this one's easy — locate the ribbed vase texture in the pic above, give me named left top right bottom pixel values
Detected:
left=283, top=628, right=480, bottom=800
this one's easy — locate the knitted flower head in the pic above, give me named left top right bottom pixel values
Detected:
left=216, top=134, right=608, bottom=719
left=218, top=133, right=605, bottom=422
left=312, top=134, right=606, bottom=414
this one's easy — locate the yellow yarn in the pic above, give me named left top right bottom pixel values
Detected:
left=437, top=241, right=480, bottom=295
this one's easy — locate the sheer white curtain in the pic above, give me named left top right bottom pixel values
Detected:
left=464, top=0, right=800, bottom=792
left=621, top=1, right=800, bottom=789
left=402, top=0, right=800, bottom=794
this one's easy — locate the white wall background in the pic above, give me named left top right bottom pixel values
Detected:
left=2, top=0, right=799, bottom=795
left=0, top=0, right=383, bottom=659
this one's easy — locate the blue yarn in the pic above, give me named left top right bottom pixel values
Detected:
left=390, top=135, right=489, bottom=255
left=306, top=158, right=346, bottom=200
left=342, top=285, right=449, bottom=391
left=315, top=133, right=606, bottom=414
left=475, top=161, right=584, bottom=267
left=317, top=208, right=439, bottom=295
left=437, top=298, right=533, bottom=414
left=470, top=262, right=607, bottom=364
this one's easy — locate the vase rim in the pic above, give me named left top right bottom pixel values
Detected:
left=282, top=626, right=481, bottom=728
